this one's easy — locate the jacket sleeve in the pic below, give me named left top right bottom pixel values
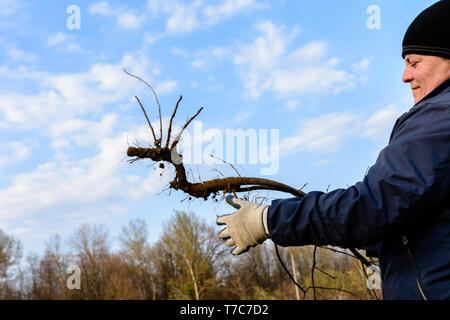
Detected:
left=267, top=103, right=450, bottom=248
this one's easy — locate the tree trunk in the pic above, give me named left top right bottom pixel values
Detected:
left=289, top=248, right=300, bottom=300
left=184, top=256, right=199, bottom=300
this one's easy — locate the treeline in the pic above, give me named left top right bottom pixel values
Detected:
left=0, top=211, right=380, bottom=300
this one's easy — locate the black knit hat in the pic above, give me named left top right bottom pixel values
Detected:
left=402, top=0, right=450, bottom=59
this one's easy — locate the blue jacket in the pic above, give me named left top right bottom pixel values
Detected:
left=267, top=79, right=450, bottom=300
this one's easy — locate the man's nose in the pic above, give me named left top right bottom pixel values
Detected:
left=402, top=65, right=413, bottom=83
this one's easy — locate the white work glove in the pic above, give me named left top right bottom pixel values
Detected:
left=216, top=195, right=270, bottom=255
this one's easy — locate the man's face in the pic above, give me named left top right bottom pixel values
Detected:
left=402, top=54, right=450, bottom=104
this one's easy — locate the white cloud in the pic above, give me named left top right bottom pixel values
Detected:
left=362, top=104, right=407, bottom=141
left=0, top=64, right=47, bottom=82
left=0, top=90, right=63, bottom=127
left=234, top=22, right=355, bottom=98
left=147, top=0, right=266, bottom=34
left=0, top=53, right=157, bottom=130
left=89, top=1, right=144, bottom=29
left=280, top=112, right=358, bottom=156
left=47, top=31, right=70, bottom=46
left=64, top=42, right=84, bottom=53
left=279, top=102, right=409, bottom=157
left=156, top=80, right=178, bottom=94
left=89, top=1, right=112, bottom=15
left=351, top=58, right=371, bottom=72
left=0, top=128, right=169, bottom=225
left=143, top=32, right=160, bottom=45
left=117, top=12, right=142, bottom=29
left=51, top=139, right=70, bottom=149
left=315, top=159, right=331, bottom=166
left=235, top=110, right=254, bottom=122
left=271, top=60, right=354, bottom=95
left=0, top=141, right=29, bottom=169
left=192, top=59, right=205, bottom=68
left=46, top=32, right=84, bottom=53
left=4, top=43, right=37, bottom=63
left=0, top=0, right=22, bottom=16
left=7, top=48, right=35, bottom=62
left=172, top=45, right=230, bottom=69
left=235, top=21, right=293, bottom=71
left=0, top=52, right=178, bottom=233
left=11, top=227, right=30, bottom=235
left=166, top=2, right=200, bottom=33
left=49, top=114, right=118, bottom=148
left=286, top=99, right=299, bottom=111
left=233, top=21, right=294, bottom=97
left=203, top=0, right=265, bottom=25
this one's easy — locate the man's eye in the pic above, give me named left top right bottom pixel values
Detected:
left=411, top=62, right=418, bottom=68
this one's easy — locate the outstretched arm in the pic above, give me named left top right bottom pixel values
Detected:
left=268, top=103, right=450, bottom=249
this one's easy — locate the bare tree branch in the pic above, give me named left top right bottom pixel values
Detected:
left=135, top=96, right=158, bottom=145
left=123, top=68, right=163, bottom=146
left=166, top=95, right=182, bottom=148
left=169, top=107, right=204, bottom=152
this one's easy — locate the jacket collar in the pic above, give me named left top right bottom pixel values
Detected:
left=416, top=78, right=450, bottom=105
left=389, top=78, right=450, bottom=142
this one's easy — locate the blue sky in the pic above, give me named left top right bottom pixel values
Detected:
left=0, top=0, right=438, bottom=255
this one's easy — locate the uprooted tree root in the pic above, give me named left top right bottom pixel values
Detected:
left=123, top=68, right=306, bottom=200
left=128, top=146, right=305, bottom=199
left=123, top=69, right=378, bottom=300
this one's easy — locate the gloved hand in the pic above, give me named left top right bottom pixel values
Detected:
left=216, top=195, right=270, bottom=255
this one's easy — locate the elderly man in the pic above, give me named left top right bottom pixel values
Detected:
left=217, top=1, right=450, bottom=300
